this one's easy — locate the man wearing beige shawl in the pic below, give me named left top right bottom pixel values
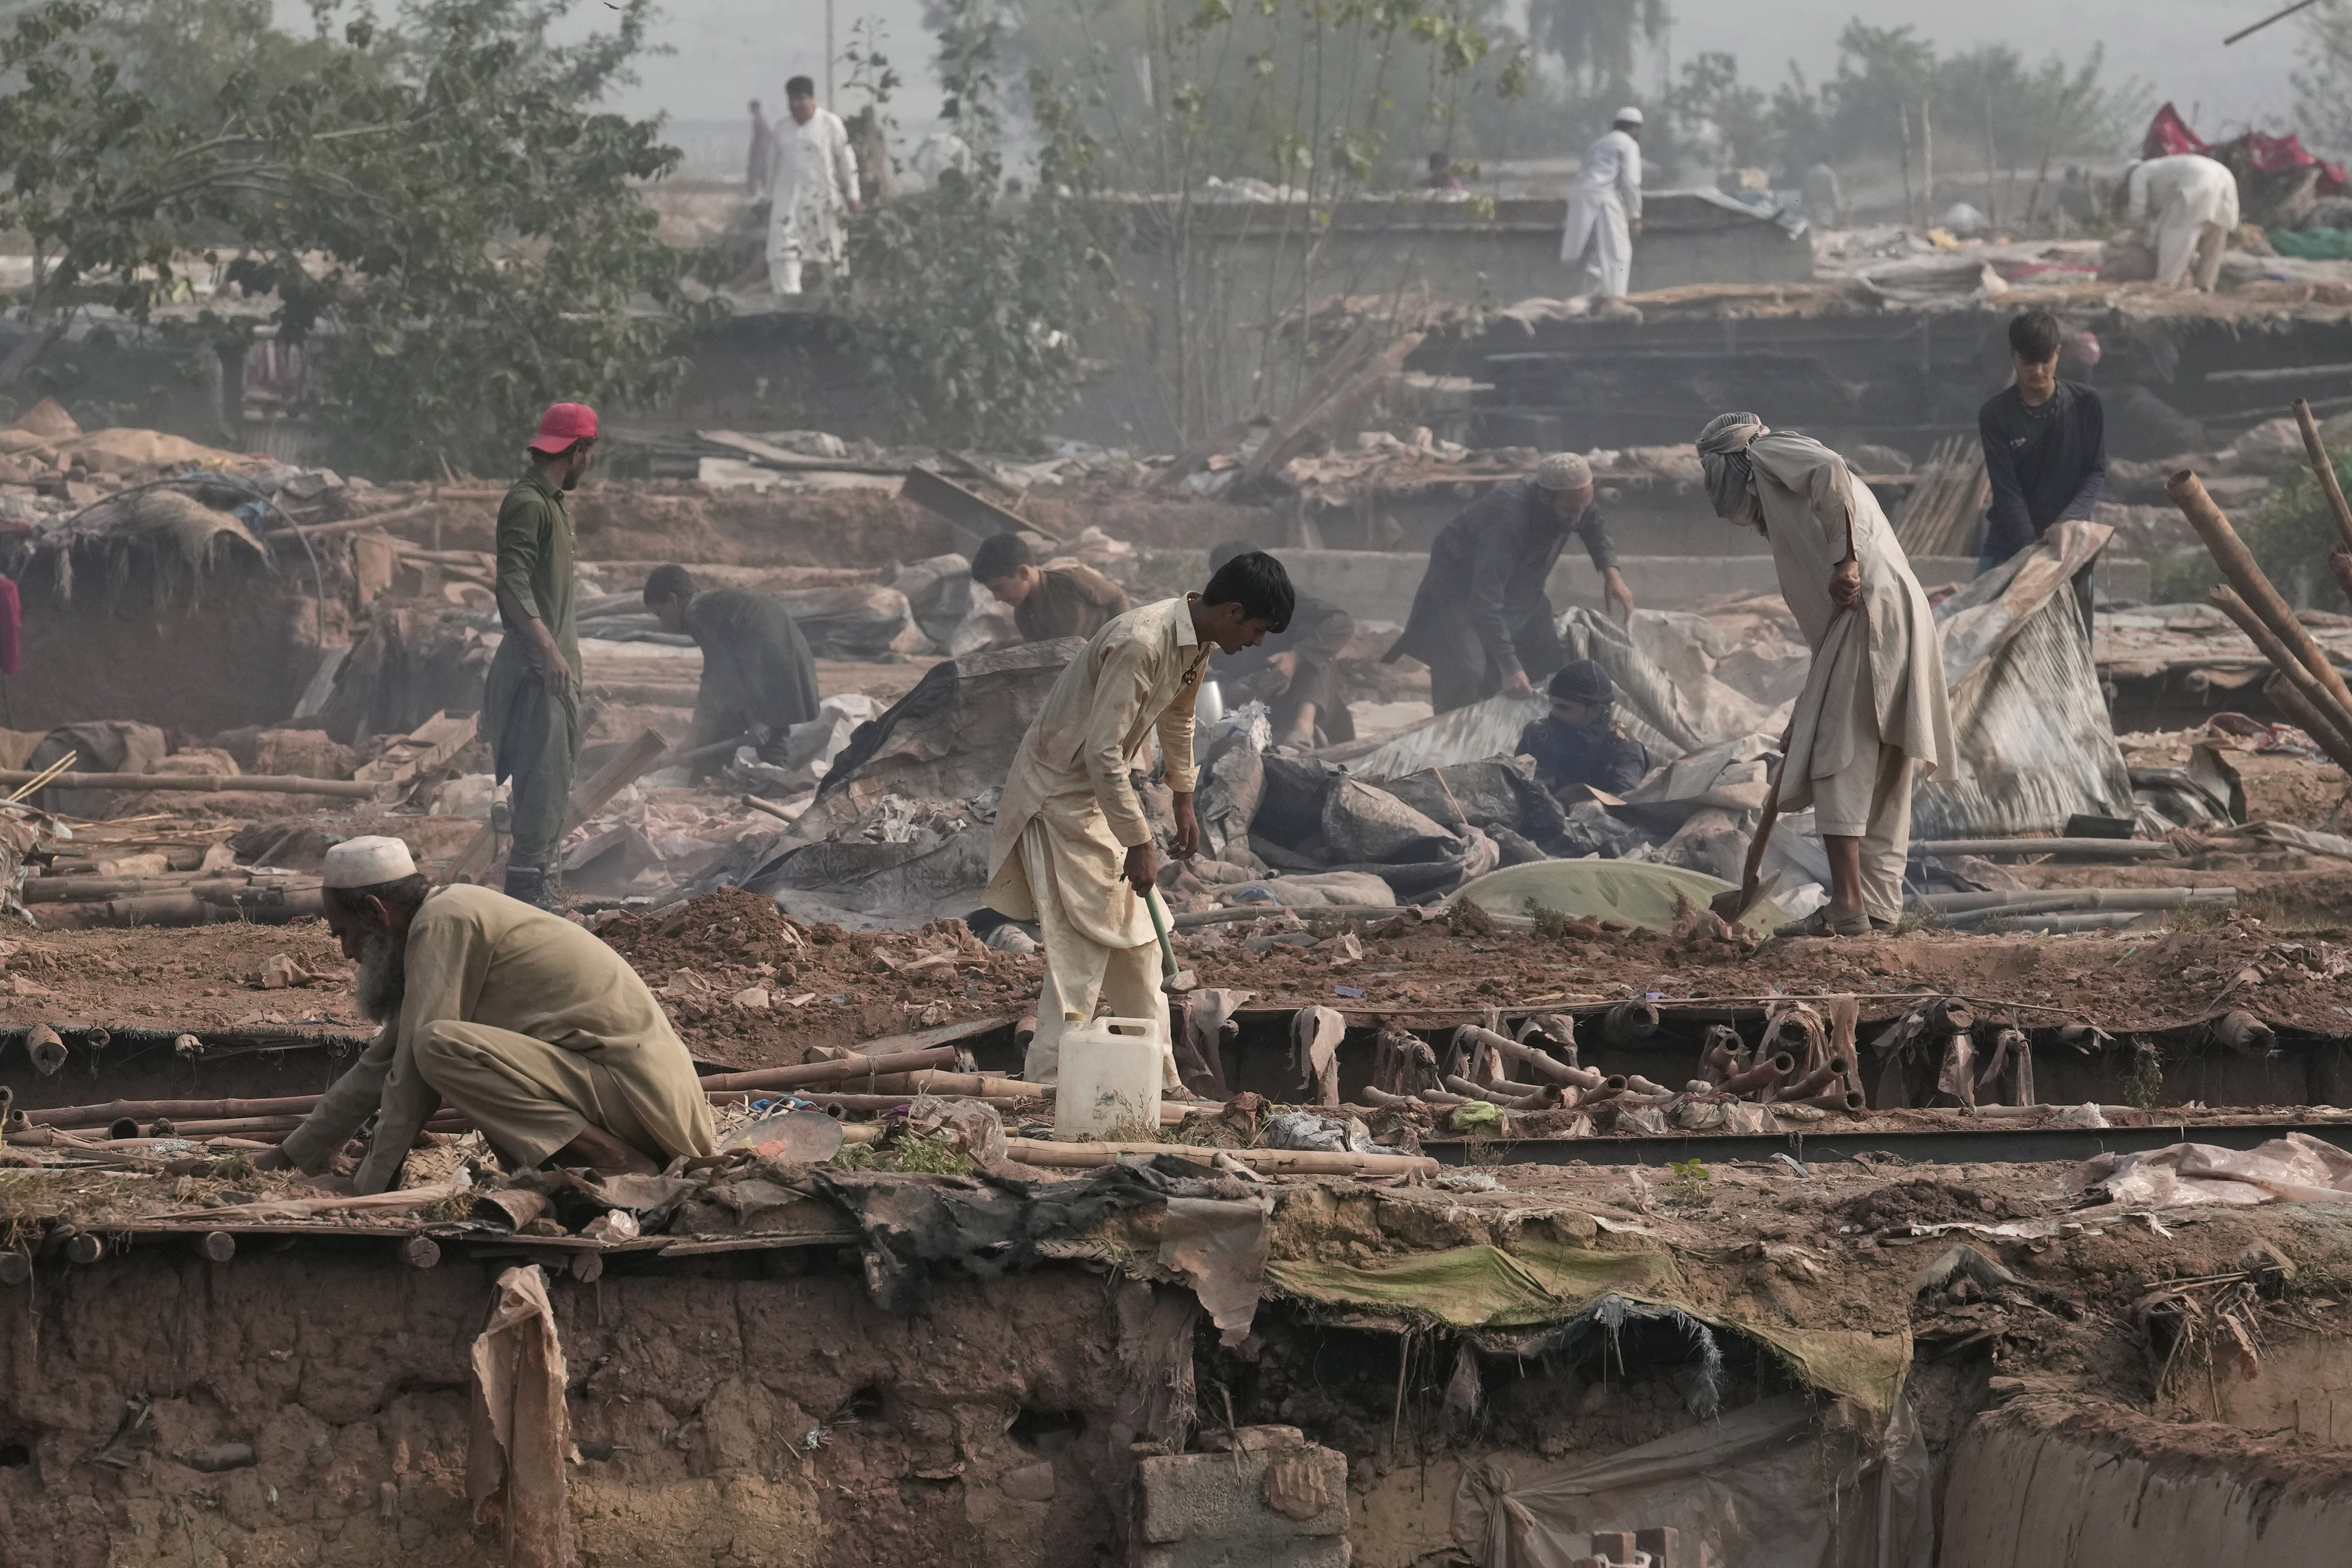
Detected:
left=984, top=553, right=1296, bottom=1082
left=1697, top=413, right=1953, bottom=937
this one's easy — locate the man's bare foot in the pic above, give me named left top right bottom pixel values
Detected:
left=551, top=1125, right=660, bottom=1175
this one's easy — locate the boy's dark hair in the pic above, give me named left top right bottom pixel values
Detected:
left=1428, top=152, right=1449, bottom=172
left=2008, top=309, right=2064, bottom=362
left=643, top=563, right=698, bottom=606
left=970, top=531, right=1034, bottom=583
left=323, top=873, right=432, bottom=922
left=1207, top=537, right=1262, bottom=576
left=1202, top=550, right=1295, bottom=633
left=786, top=75, right=816, bottom=98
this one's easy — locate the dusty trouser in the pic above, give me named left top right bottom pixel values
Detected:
left=1422, top=610, right=1569, bottom=714
left=2155, top=216, right=2228, bottom=291
left=1018, top=818, right=1178, bottom=1088
left=414, top=1020, right=661, bottom=1170
left=1560, top=189, right=1633, bottom=297
left=1811, top=666, right=1915, bottom=922
left=485, top=645, right=580, bottom=909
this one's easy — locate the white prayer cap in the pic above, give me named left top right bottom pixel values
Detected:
left=1535, top=452, right=1592, bottom=491
left=322, top=835, right=418, bottom=889
left=1613, top=106, right=1643, bottom=126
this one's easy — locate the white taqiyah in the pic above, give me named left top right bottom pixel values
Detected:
left=322, top=835, right=418, bottom=889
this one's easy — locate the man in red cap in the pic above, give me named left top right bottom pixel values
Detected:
left=485, top=402, right=597, bottom=910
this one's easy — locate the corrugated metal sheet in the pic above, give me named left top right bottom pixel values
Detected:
left=1915, top=539, right=2135, bottom=838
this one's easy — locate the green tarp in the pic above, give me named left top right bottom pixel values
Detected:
left=1264, top=1237, right=1910, bottom=1419
left=2270, top=227, right=2352, bottom=262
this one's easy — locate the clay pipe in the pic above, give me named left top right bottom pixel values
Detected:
left=1517, top=1013, right=1578, bottom=1065
left=1720, top=1052, right=1795, bottom=1097
left=1701, top=1043, right=1739, bottom=1083
left=1455, top=1025, right=1585, bottom=1085
left=25, top=1024, right=66, bottom=1076
left=1602, top=1001, right=1660, bottom=1045
left=1413, top=1088, right=1472, bottom=1108
left=1789, top=1088, right=1867, bottom=1114
left=1921, top=998, right=1975, bottom=1034
left=1621, top=1074, right=1674, bottom=1097
left=1444, top=1074, right=1545, bottom=1109
left=1775, top=1057, right=1854, bottom=1102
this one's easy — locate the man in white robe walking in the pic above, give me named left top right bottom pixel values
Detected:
left=1698, top=413, right=1953, bottom=938
left=984, top=554, right=1295, bottom=1084
left=767, top=75, right=861, bottom=296
left=1562, top=107, right=1644, bottom=300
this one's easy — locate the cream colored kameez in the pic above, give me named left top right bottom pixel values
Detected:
left=985, top=597, right=1210, bottom=1081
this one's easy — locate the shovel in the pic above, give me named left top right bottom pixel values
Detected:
left=1711, top=754, right=1785, bottom=927
left=1145, top=885, right=1197, bottom=994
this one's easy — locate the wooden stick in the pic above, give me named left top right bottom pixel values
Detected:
left=2210, top=587, right=2352, bottom=768
left=1003, top=1138, right=1435, bottom=1176
left=2294, top=398, right=2352, bottom=553
left=2170, top=469, right=2352, bottom=710
left=0, top=770, right=379, bottom=798
left=446, top=726, right=670, bottom=884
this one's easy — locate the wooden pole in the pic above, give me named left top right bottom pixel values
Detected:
left=2170, top=469, right=2352, bottom=710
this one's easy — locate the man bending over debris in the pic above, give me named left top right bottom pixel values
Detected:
left=985, top=554, right=1295, bottom=1082
left=1385, top=453, right=1634, bottom=713
left=970, top=531, right=1131, bottom=643
left=1698, top=413, right=1952, bottom=938
left=486, top=402, right=596, bottom=911
left=1206, top=538, right=1356, bottom=745
left=1515, top=659, right=1649, bottom=798
left=643, top=564, right=821, bottom=775
left=256, top=837, right=716, bottom=1193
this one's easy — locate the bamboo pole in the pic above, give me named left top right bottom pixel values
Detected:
left=2170, top=469, right=2352, bottom=710
left=2293, top=397, right=2352, bottom=552
left=2209, top=587, right=2352, bottom=769
left=2263, top=674, right=2352, bottom=777
left=0, top=770, right=379, bottom=798
left=693, top=1045, right=961, bottom=1092
left=1003, top=1138, right=1435, bottom=1176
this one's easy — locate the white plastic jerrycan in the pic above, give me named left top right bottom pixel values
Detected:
left=1054, top=1014, right=1165, bottom=1142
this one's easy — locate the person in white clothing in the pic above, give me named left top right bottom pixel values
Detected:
left=767, top=75, right=862, bottom=296
left=1562, top=106, right=1644, bottom=299
left=2125, top=154, right=2240, bottom=292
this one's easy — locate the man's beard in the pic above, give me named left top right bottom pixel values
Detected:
left=355, top=924, right=407, bottom=1024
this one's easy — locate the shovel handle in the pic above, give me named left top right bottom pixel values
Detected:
left=1146, top=887, right=1179, bottom=980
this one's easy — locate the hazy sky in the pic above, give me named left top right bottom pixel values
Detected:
left=609, top=0, right=2317, bottom=152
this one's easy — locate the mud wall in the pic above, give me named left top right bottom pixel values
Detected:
left=0, top=1250, right=1147, bottom=1568
left=1940, top=1399, right=2352, bottom=1568
left=7, top=549, right=332, bottom=737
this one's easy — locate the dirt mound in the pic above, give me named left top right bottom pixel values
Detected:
left=1839, top=1180, right=2031, bottom=1232
left=593, top=888, right=1035, bottom=1067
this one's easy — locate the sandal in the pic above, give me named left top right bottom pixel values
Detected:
left=1775, top=908, right=1872, bottom=939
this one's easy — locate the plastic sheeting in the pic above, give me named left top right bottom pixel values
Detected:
left=1557, top=604, right=1790, bottom=756
left=2069, top=1132, right=2352, bottom=1210
left=1452, top=1393, right=1933, bottom=1568
left=466, top=1266, right=573, bottom=1568
left=1449, top=857, right=1792, bottom=932
left=1915, top=520, right=2134, bottom=839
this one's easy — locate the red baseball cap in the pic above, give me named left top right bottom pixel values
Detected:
left=527, top=402, right=598, bottom=453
